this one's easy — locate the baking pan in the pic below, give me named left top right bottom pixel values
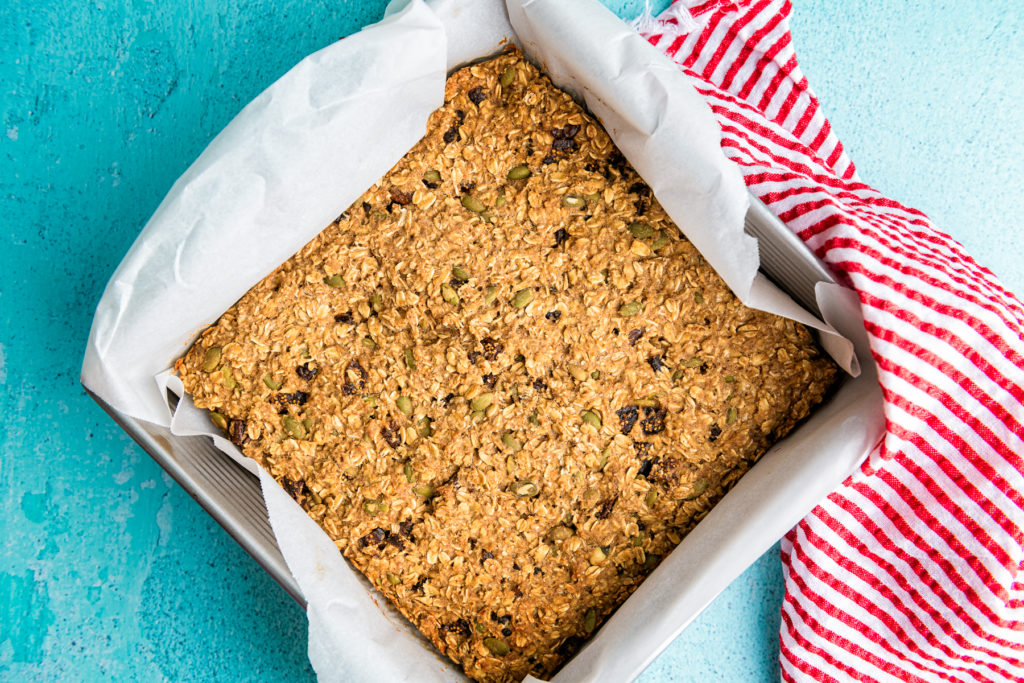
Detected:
left=84, top=191, right=836, bottom=609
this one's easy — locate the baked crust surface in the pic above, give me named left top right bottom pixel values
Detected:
left=177, top=50, right=836, bottom=682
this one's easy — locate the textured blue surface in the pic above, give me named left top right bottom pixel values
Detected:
left=2, top=1, right=1020, bottom=681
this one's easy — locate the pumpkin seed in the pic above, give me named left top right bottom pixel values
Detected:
left=413, top=484, right=436, bottom=498
left=618, top=301, right=643, bottom=317
left=584, top=192, right=601, bottom=204
left=683, top=356, right=703, bottom=368
left=505, top=455, right=517, bottom=475
left=671, top=369, right=685, bottom=381
left=581, top=488, right=601, bottom=507
left=323, top=274, right=345, bottom=288
left=417, top=417, right=433, bottom=438
left=475, top=622, right=487, bottom=634
left=507, top=164, right=531, bottom=180
left=396, top=395, right=412, bottom=415
left=645, top=489, right=659, bottom=508
left=651, top=233, right=669, bottom=251
left=561, top=194, right=585, bottom=209
left=683, top=479, right=708, bottom=501
left=598, top=448, right=610, bottom=470
left=628, top=221, right=653, bottom=239
left=513, top=480, right=539, bottom=497
left=630, top=533, right=645, bottom=547
left=511, top=288, right=533, bottom=308
left=581, top=409, right=602, bottom=429
left=302, top=417, right=314, bottom=434
left=403, top=348, right=416, bottom=370
left=484, top=637, right=510, bottom=657
left=496, top=189, right=507, bottom=207
left=308, top=489, right=323, bottom=506
left=263, top=374, right=282, bottom=391
left=221, top=366, right=237, bottom=389
left=694, top=290, right=704, bottom=304
left=528, top=410, right=540, bottom=426
left=210, top=412, right=227, bottom=431
left=501, top=432, right=523, bottom=452
left=386, top=572, right=401, bottom=586
left=583, top=608, right=597, bottom=634
left=727, top=406, right=738, bottom=425
left=642, top=554, right=660, bottom=571
left=404, top=463, right=415, bottom=483
left=500, top=66, right=516, bottom=87
left=636, top=397, right=659, bottom=408
left=202, top=346, right=222, bottom=372
left=591, top=370, right=601, bottom=380
left=451, top=265, right=470, bottom=282
left=441, top=283, right=459, bottom=307
left=422, top=169, right=441, bottom=184
left=547, top=525, right=572, bottom=541
left=282, top=415, right=306, bottom=440
left=470, top=393, right=494, bottom=411
left=725, top=375, right=735, bottom=383
left=461, top=195, right=485, bottom=212
left=471, top=409, right=485, bottom=421
left=362, top=499, right=381, bottom=515
left=483, top=284, right=498, bottom=304
left=567, top=364, right=588, bottom=381
left=361, top=336, right=377, bottom=350
left=362, top=394, right=377, bottom=407
left=370, top=291, right=383, bottom=312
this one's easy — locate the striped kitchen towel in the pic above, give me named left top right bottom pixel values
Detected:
left=637, top=1, right=1024, bottom=680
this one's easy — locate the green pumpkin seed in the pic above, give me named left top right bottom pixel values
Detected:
left=475, top=622, right=487, bottom=634
left=528, top=410, right=540, bottom=426
left=471, top=409, right=485, bottom=421
left=584, top=608, right=597, bottom=634
left=505, top=455, right=517, bottom=475
left=683, top=479, right=709, bottom=501
left=501, top=432, right=523, bottom=452
left=694, top=290, right=704, bottom=304
left=725, top=375, right=735, bottom=383
left=202, top=346, right=222, bottom=373
left=584, top=192, right=601, bottom=204
left=591, top=370, right=601, bottom=380
left=642, top=554, right=660, bottom=571
left=581, top=488, right=601, bottom=507
left=417, top=417, right=433, bottom=438
left=441, top=283, right=459, bottom=307
left=363, top=498, right=381, bottom=516
left=645, top=489, right=659, bottom=508
left=618, top=301, right=643, bottom=317
left=370, top=292, right=383, bottom=312
left=282, top=415, right=306, bottom=440
left=423, top=169, right=442, bottom=184
left=513, top=480, right=539, bottom=497
left=631, top=533, right=645, bottom=547
left=567, top=364, right=588, bottom=382
left=461, top=195, right=485, bottom=213
left=547, top=525, right=572, bottom=541
left=221, top=366, right=237, bottom=389
left=413, top=484, right=436, bottom=499
left=210, top=412, right=227, bottom=431
left=671, top=369, right=685, bottom=381
left=362, top=336, right=377, bottom=350
left=598, top=448, right=610, bottom=470
left=302, top=417, right=314, bottom=434
left=396, top=395, right=412, bottom=415
left=683, top=356, right=703, bottom=368
left=511, top=288, right=533, bottom=309
left=628, top=222, right=654, bottom=239
left=308, top=489, right=323, bottom=506
left=470, top=393, right=493, bottom=411
left=581, top=410, right=602, bottom=429
left=323, top=274, right=345, bottom=288
left=499, top=66, right=516, bottom=87
left=651, top=233, right=669, bottom=251
left=404, top=463, right=415, bottom=483
left=451, top=265, right=470, bottom=282
left=403, top=348, right=416, bottom=370
left=483, top=284, right=498, bottom=304
left=484, top=637, right=510, bottom=657
left=507, top=164, right=531, bottom=180
left=496, top=190, right=507, bottom=207
left=362, top=394, right=377, bottom=407
left=386, top=572, right=401, bottom=586
left=263, top=374, right=282, bottom=391
left=636, top=397, right=659, bottom=408
left=727, top=406, right=738, bottom=425
left=561, top=194, right=585, bottom=209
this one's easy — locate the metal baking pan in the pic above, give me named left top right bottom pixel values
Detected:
left=84, top=192, right=837, bottom=609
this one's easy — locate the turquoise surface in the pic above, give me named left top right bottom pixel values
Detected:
left=2, top=1, right=1020, bottom=680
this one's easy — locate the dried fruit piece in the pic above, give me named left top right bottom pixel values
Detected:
left=202, top=346, right=222, bottom=373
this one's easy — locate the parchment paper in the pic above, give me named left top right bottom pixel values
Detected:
left=82, top=0, right=884, bottom=680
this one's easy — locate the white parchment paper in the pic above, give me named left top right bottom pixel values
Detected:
left=82, top=0, right=884, bottom=680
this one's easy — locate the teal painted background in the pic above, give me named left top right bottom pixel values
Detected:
left=2, top=1, right=1021, bottom=680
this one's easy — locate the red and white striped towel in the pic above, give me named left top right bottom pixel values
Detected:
left=638, top=1, right=1024, bottom=680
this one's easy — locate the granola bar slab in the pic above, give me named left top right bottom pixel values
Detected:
left=176, top=49, right=837, bottom=682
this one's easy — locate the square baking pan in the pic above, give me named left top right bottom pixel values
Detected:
left=84, top=192, right=838, bottom=610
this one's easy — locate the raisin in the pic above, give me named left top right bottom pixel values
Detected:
left=467, top=350, right=481, bottom=365
left=361, top=201, right=372, bottom=214
left=440, top=393, right=456, bottom=407
left=399, top=520, right=415, bottom=539
left=382, top=420, right=403, bottom=449
left=552, top=137, right=577, bottom=154
left=280, top=477, right=307, bottom=501
left=637, top=458, right=654, bottom=478
left=551, top=124, right=580, bottom=139
left=616, top=405, right=639, bottom=435
left=360, top=527, right=389, bottom=549
left=227, top=419, right=248, bottom=446
left=647, top=356, right=666, bottom=373
left=443, top=124, right=460, bottom=144
left=634, top=198, right=648, bottom=216
left=455, top=109, right=465, bottom=123
left=389, top=188, right=412, bottom=205
left=386, top=533, right=404, bottom=550
left=699, top=362, right=709, bottom=375
left=458, top=181, right=476, bottom=194
left=628, top=181, right=650, bottom=196
left=542, top=154, right=557, bottom=165
left=334, top=311, right=355, bottom=324
left=532, top=378, right=548, bottom=394
left=641, top=407, right=667, bottom=435
left=627, top=328, right=643, bottom=345
left=412, top=577, right=427, bottom=593
left=709, top=425, right=722, bottom=442
left=481, top=336, right=504, bottom=361
left=482, top=373, right=497, bottom=389
left=595, top=497, right=616, bottom=520
left=467, top=86, right=486, bottom=105
left=501, top=627, right=513, bottom=637
left=553, top=228, right=569, bottom=247
left=422, top=178, right=439, bottom=189
left=545, top=310, right=562, bottom=322
left=481, top=549, right=494, bottom=563
left=585, top=162, right=600, bottom=172
left=296, top=363, right=318, bottom=381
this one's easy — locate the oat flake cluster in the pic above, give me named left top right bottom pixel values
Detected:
left=176, top=49, right=837, bottom=682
